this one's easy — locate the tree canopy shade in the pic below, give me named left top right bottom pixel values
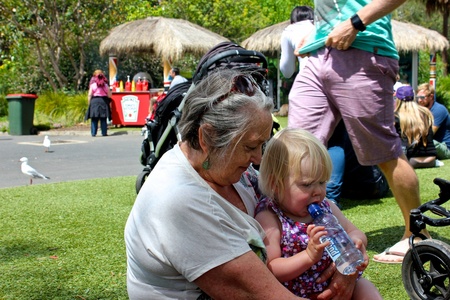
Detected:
left=99, top=17, right=229, bottom=62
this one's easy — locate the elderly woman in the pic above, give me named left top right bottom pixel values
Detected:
left=124, top=69, right=354, bottom=300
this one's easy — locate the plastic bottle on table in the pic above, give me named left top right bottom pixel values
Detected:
left=136, top=77, right=143, bottom=91
left=142, top=77, right=149, bottom=91
left=125, top=75, right=131, bottom=91
left=308, top=203, right=364, bottom=275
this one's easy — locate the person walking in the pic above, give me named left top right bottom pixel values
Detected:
left=86, top=70, right=112, bottom=137
left=288, top=0, right=429, bottom=263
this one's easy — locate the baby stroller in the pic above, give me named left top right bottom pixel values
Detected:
left=135, top=42, right=271, bottom=193
left=402, top=177, right=450, bottom=299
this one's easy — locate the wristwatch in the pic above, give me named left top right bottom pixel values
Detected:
left=351, top=14, right=366, bottom=32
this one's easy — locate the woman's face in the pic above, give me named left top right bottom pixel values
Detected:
left=210, top=110, right=273, bottom=186
left=279, top=159, right=327, bottom=220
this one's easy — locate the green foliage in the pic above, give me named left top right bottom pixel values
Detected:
left=0, top=94, right=7, bottom=117
left=34, top=91, right=87, bottom=127
left=436, top=77, right=450, bottom=109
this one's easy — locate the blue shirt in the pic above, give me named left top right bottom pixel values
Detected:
left=299, top=0, right=398, bottom=60
left=430, top=101, right=450, bottom=148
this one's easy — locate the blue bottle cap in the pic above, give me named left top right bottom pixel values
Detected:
left=308, top=203, right=323, bottom=218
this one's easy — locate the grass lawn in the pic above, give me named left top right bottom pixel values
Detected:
left=1, top=117, right=450, bottom=299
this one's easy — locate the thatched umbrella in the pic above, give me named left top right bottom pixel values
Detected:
left=242, top=19, right=448, bottom=55
left=242, top=19, right=449, bottom=107
left=100, top=16, right=229, bottom=87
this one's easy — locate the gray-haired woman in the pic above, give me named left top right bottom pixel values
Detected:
left=124, top=69, right=349, bottom=300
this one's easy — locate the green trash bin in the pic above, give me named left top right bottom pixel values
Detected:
left=6, top=94, right=39, bottom=135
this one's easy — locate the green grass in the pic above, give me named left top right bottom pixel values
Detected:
left=1, top=134, right=450, bottom=299
left=0, top=177, right=136, bottom=299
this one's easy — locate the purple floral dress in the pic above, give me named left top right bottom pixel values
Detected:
left=256, top=199, right=332, bottom=298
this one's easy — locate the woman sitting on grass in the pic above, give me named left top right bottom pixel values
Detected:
left=394, top=85, right=437, bottom=168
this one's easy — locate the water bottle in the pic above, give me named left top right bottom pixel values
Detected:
left=308, top=203, right=364, bottom=275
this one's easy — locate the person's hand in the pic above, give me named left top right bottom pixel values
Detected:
left=325, top=19, right=358, bottom=51
left=306, top=224, right=329, bottom=263
left=353, top=238, right=369, bottom=272
left=294, top=37, right=310, bottom=58
left=315, top=264, right=358, bottom=300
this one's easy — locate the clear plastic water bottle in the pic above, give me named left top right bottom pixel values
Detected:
left=308, top=203, right=364, bottom=275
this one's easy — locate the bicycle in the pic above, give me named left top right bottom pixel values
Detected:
left=402, top=177, right=450, bottom=300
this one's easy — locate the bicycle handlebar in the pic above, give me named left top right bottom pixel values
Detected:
left=412, top=178, right=450, bottom=228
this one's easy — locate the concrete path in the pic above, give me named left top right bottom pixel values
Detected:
left=0, top=129, right=145, bottom=189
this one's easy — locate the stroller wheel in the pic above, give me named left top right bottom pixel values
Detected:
left=136, top=168, right=151, bottom=194
left=402, top=239, right=450, bottom=300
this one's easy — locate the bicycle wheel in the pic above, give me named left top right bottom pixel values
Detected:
left=402, top=239, right=450, bottom=300
left=135, top=169, right=151, bottom=194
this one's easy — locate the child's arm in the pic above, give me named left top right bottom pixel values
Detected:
left=255, top=209, right=328, bottom=282
left=328, top=200, right=369, bottom=270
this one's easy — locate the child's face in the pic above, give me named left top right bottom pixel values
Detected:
left=278, top=161, right=327, bottom=219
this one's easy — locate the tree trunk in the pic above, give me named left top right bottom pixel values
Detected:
left=443, top=6, right=449, bottom=76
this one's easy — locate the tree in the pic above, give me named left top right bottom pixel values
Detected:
left=0, top=0, right=126, bottom=91
left=415, top=0, right=449, bottom=75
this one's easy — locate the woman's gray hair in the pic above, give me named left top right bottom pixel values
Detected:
left=179, top=68, right=274, bottom=159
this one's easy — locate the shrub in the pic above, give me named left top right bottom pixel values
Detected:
left=436, top=76, right=450, bottom=109
left=34, top=91, right=88, bottom=127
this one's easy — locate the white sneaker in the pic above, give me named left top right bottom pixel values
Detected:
left=435, top=159, right=445, bottom=167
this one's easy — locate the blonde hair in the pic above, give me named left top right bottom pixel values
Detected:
left=417, top=82, right=434, bottom=96
left=395, top=99, right=434, bottom=147
left=258, top=128, right=332, bottom=202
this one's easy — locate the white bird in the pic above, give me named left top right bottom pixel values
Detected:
left=19, top=157, right=50, bottom=185
left=43, top=135, right=51, bottom=152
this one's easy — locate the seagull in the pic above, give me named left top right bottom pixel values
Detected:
left=19, top=157, right=50, bottom=185
left=43, top=135, right=51, bottom=152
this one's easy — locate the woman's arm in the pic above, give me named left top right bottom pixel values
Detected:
left=279, top=32, right=297, bottom=79
left=88, top=85, right=93, bottom=103
left=194, top=251, right=306, bottom=300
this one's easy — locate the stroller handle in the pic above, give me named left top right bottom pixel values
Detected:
left=193, top=49, right=268, bottom=83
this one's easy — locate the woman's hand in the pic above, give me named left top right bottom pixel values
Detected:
left=316, top=264, right=358, bottom=300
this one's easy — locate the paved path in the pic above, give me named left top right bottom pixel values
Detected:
left=0, top=130, right=145, bottom=189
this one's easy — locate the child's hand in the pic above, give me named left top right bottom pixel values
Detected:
left=353, top=238, right=369, bottom=272
left=306, top=224, right=329, bottom=263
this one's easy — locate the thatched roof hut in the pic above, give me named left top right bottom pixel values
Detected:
left=100, top=17, right=229, bottom=85
left=100, top=17, right=229, bottom=62
left=242, top=19, right=449, bottom=54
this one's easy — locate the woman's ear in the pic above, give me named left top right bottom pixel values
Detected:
left=198, top=123, right=212, bottom=154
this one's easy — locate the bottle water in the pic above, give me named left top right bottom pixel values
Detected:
left=308, top=203, right=364, bottom=275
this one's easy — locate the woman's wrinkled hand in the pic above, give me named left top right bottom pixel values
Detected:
left=315, top=263, right=358, bottom=300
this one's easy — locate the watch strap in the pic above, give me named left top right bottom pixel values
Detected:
left=351, top=14, right=366, bottom=32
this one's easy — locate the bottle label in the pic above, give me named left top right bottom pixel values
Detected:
left=322, top=236, right=341, bottom=261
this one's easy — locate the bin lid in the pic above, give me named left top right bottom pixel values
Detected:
left=6, top=94, right=39, bottom=99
